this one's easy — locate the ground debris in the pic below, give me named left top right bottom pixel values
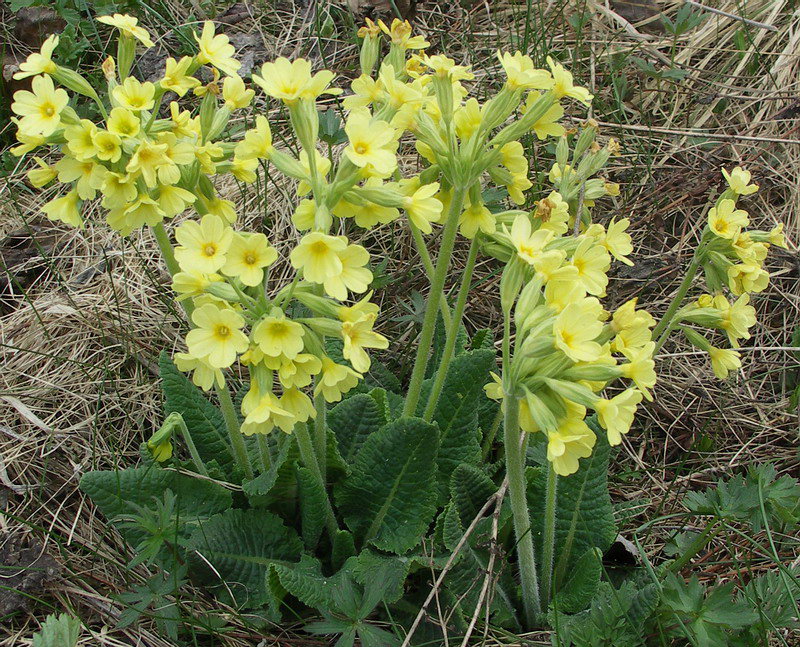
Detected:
left=0, top=533, right=61, bottom=616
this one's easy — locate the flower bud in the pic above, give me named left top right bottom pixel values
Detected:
left=299, top=317, right=343, bottom=337
left=147, top=411, right=184, bottom=462
left=206, top=281, right=241, bottom=302
left=555, top=135, right=569, bottom=170
left=294, top=291, right=340, bottom=318
left=676, top=306, right=724, bottom=328
left=289, top=101, right=320, bottom=158
left=500, top=258, right=525, bottom=316
left=197, top=174, right=216, bottom=200
left=117, top=34, right=136, bottom=80
left=682, top=327, right=712, bottom=351
left=208, top=107, right=232, bottom=141
left=199, top=92, right=218, bottom=142
left=560, top=364, right=622, bottom=383
left=572, top=122, right=597, bottom=160
left=522, top=388, right=558, bottom=433
left=359, top=33, right=381, bottom=76
left=543, top=378, right=598, bottom=408
left=269, top=149, right=307, bottom=179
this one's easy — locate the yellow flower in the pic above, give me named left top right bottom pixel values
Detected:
left=172, top=271, right=211, bottom=298
left=553, top=298, right=604, bottom=362
left=546, top=418, right=596, bottom=476
left=98, top=13, right=154, bottom=47
left=222, top=232, right=277, bottom=286
left=253, top=57, right=337, bottom=103
left=570, top=236, right=610, bottom=296
left=10, top=119, right=45, bottom=156
left=708, top=347, right=741, bottom=380
left=547, top=56, right=593, bottom=105
left=341, top=313, right=388, bottom=373
left=195, top=21, right=240, bottom=76
left=108, top=194, right=165, bottom=232
left=55, top=157, right=106, bottom=200
left=169, top=102, right=199, bottom=138
left=241, top=385, right=291, bottom=436
left=26, top=157, right=57, bottom=187
left=768, top=224, right=787, bottom=248
left=100, top=172, right=137, bottom=208
left=157, top=132, right=195, bottom=184
left=591, top=218, right=634, bottom=266
left=292, top=199, right=317, bottom=230
left=323, top=242, right=372, bottom=301
left=185, top=303, right=248, bottom=368
left=11, top=75, right=69, bottom=136
left=155, top=184, right=196, bottom=217
left=279, top=388, right=316, bottom=427
left=297, top=150, right=331, bottom=196
left=343, top=112, right=397, bottom=176
left=522, top=91, right=565, bottom=139
left=459, top=202, right=495, bottom=238
left=619, top=342, right=656, bottom=401
left=708, top=199, right=749, bottom=239
left=290, top=232, right=347, bottom=284
left=253, top=311, right=305, bottom=360
left=161, top=56, right=201, bottom=96
left=93, top=130, right=122, bottom=162
left=594, top=389, right=642, bottom=445
left=174, top=352, right=225, bottom=391
left=339, top=293, right=379, bottom=323
left=315, top=357, right=362, bottom=403
left=333, top=181, right=399, bottom=229
left=611, top=298, right=655, bottom=352
left=500, top=141, right=528, bottom=175
left=231, top=156, right=258, bottom=182
left=402, top=182, right=443, bottom=234
left=63, top=119, right=99, bottom=160
left=508, top=214, right=554, bottom=266
left=453, top=98, right=484, bottom=140
left=727, top=262, right=769, bottom=295
left=14, top=34, right=59, bottom=79
left=222, top=74, right=254, bottom=109
left=126, top=140, right=168, bottom=187
left=544, top=274, right=586, bottom=312
left=506, top=171, right=532, bottom=205
left=112, top=77, right=155, bottom=112
left=377, top=19, right=429, bottom=49
left=174, top=215, right=233, bottom=274
left=278, top=354, right=322, bottom=389
left=343, top=74, right=385, bottom=111
left=496, top=51, right=552, bottom=91
left=534, top=191, right=570, bottom=236
left=722, top=166, right=758, bottom=195
left=41, top=190, right=82, bottom=228
left=106, top=107, right=140, bottom=138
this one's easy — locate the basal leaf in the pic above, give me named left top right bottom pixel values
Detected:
left=335, top=417, right=439, bottom=554
left=328, top=393, right=387, bottom=463
left=431, top=350, right=496, bottom=493
left=187, top=508, right=302, bottom=609
left=158, top=352, right=234, bottom=472
left=297, top=466, right=326, bottom=550
left=450, top=463, right=497, bottom=526
left=552, top=548, right=602, bottom=614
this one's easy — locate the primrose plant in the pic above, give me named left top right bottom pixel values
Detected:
left=10, top=11, right=786, bottom=641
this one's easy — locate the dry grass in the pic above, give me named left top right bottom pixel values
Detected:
left=1, top=0, right=798, bottom=644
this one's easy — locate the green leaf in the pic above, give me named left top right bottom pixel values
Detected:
left=332, top=530, right=356, bottom=571
left=350, top=550, right=410, bottom=605
left=187, top=508, right=302, bottom=608
left=431, top=349, right=495, bottom=492
left=33, top=613, right=80, bottom=647
left=242, top=434, right=295, bottom=505
left=328, top=394, right=387, bottom=463
left=273, top=555, right=337, bottom=611
left=336, top=417, right=439, bottom=553
left=552, top=548, right=602, bottom=613
left=318, top=108, right=347, bottom=145
left=80, top=466, right=231, bottom=545
left=529, top=418, right=616, bottom=591
left=450, top=463, right=496, bottom=526
left=442, top=504, right=520, bottom=629
left=158, top=352, right=234, bottom=472
left=296, top=466, right=326, bottom=550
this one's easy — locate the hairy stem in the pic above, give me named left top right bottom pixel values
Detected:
left=409, top=221, right=452, bottom=330
left=541, top=463, right=559, bottom=605
left=175, top=415, right=209, bottom=477
left=652, top=252, right=704, bottom=351
left=217, top=385, right=253, bottom=480
left=423, top=235, right=479, bottom=421
left=503, top=391, right=542, bottom=627
left=294, top=422, right=339, bottom=538
left=314, top=390, right=327, bottom=484
left=403, top=185, right=467, bottom=416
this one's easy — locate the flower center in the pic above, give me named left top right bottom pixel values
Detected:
left=244, top=252, right=257, bottom=265
left=40, top=103, right=55, bottom=118
left=354, top=143, right=368, bottom=155
left=203, top=243, right=218, bottom=257
left=310, top=240, right=329, bottom=255
left=216, top=325, right=231, bottom=339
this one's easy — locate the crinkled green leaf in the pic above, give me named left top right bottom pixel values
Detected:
left=431, top=349, right=495, bottom=492
left=336, top=417, right=439, bottom=553
left=296, top=466, right=326, bottom=550
left=328, top=394, right=387, bottom=463
left=553, top=548, right=602, bottom=613
left=450, top=463, right=497, bottom=526
left=187, top=508, right=302, bottom=608
left=158, top=352, right=233, bottom=472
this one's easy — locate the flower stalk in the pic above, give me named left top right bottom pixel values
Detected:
left=540, top=463, right=559, bottom=605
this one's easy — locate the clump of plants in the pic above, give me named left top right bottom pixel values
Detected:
left=10, top=13, right=797, bottom=645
